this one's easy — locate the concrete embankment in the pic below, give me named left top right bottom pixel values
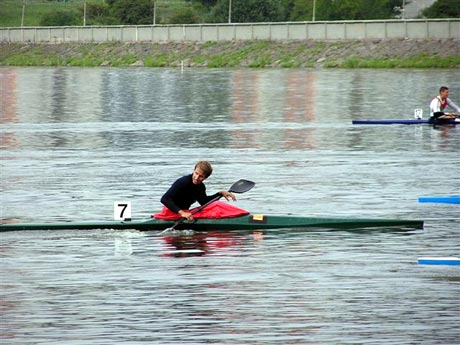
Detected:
left=1, top=38, right=459, bottom=68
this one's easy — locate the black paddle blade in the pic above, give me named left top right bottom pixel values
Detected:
left=229, top=179, right=255, bottom=194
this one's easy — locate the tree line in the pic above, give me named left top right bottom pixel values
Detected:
left=40, top=0, right=460, bottom=27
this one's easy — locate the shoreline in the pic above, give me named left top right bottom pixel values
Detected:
left=1, top=38, right=459, bottom=68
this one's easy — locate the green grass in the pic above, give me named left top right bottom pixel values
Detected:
left=279, top=59, right=303, bottom=68
left=207, top=54, right=240, bottom=68
left=145, top=55, right=169, bottom=67
left=200, top=41, right=220, bottom=48
left=0, top=0, right=90, bottom=27
left=66, top=56, right=101, bottom=67
left=339, top=54, right=460, bottom=68
left=0, top=0, right=191, bottom=27
left=248, top=55, right=273, bottom=68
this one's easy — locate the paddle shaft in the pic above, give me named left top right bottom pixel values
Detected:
left=443, top=113, right=460, bottom=118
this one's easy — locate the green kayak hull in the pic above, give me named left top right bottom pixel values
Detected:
left=0, top=214, right=424, bottom=232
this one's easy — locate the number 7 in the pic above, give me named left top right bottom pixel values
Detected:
left=118, top=203, right=128, bottom=218
left=114, top=201, right=131, bottom=220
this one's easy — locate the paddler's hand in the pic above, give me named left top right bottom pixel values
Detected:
left=220, top=190, right=236, bottom=202
left=178, top=210, right=193, bottom=222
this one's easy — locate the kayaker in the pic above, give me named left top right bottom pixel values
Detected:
left=160, top=161, right=236, bottom=222
left=428, top=86, right=460, bottom=124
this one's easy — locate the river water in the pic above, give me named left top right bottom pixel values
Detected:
left=1, top=67, right=459, bottom=344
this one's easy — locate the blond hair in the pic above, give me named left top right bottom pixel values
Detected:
left=195, top=161, right=213, bottom=178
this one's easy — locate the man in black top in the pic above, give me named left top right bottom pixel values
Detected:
left=161, top=161, right=236, bottom=222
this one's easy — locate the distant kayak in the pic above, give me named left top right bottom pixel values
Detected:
left=418, top=195, right=460, bottom=204
left=418, top=257, right=460, bottom=266
left=352, top=118, right=459, bottom=125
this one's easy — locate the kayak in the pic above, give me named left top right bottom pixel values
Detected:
left=0, top=214, right=424, bottom=232
left=352, top=118, right=459, bottom=125
left=418, top=195, right=460, bottom=204
left=418, top=257, right=460, bottom=266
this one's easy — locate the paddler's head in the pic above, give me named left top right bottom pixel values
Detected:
left=192, top=161, right=213, bottom=185
left=439, top=86, right=449, bottom=100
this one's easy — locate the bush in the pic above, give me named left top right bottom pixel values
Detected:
left=422, top=0, right=460, bottom=18
left=167, top=7, right=199, bottom=24
left=40, top=10, right=80, bottom=26
left=82, top=1, right=112, bottom=25
left=109, top=0, right=154, bottom=25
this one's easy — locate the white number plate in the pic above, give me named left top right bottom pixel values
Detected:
left=114, top=201, right=131, bottom=220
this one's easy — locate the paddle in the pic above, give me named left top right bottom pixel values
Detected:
left=440, top=113, right=460, bottom=118
left=164, top=179, right=255, bottom=232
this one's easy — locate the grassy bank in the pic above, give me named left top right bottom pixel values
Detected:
left=0, top=0, right=87, bottom=27
left=1, top=39, right=459, bottom=68
left=0, top=0, right=186, bottom=27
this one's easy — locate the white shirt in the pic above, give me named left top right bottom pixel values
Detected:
left=429, top=97, right=460, bottom=117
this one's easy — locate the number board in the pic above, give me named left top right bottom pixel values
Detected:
left=114, top=201, right=132, bottom=220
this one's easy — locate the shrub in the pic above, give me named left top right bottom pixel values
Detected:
left=40, top=10, right=80, bottom=26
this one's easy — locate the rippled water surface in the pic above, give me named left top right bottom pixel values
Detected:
left=1, top=67, right=459, bottom=344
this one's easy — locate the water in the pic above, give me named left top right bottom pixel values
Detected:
left=1, top=67, right=459, bottom=344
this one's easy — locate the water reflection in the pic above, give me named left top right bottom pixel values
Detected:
left=0, top=68, right=18, bottom=123
left=3, top=68, right=322, bottom=148
left=160, top=231, right=264, bottom=257
left=98, top=69, right=233, bottom=123
left=2, top=67, right=459, bottom=153
left=0, top=68, right=19, bottom=149
left=50, top=69, right=68, bottom=120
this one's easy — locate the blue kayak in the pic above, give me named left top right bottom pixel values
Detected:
left=352, top=118, right=459, bottom=125
left=418, top=195, right=460, bottom=204
left=418, top=257, right=460, bottom=266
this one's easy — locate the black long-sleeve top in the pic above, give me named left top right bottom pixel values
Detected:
left=160, top=174, right=220, bottom=213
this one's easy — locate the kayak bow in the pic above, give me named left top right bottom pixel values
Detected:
left=418, top=257, right=460, bottom=266
left=418, top=195, right=460, bottom=204
left=0, top=214, right=424, bottom=232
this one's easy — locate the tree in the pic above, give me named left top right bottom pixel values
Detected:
left=167, top=7, right=200, bottom=24
left=268, top=0, right=404, bottom=22
left=194, top=0, right=218, bottom=7
left=316, top=0, right=404, bottom=20
left=288, top=0, right=314, bottom=21
left=422, top=0, right=460, bottom=18
left=208, top=0, right=284, bottom=23
left=108, top=0, right=154, bottom=25
left=81, top=0, right=118, bottom=25
left=40, top=10, right=80, bottom=26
